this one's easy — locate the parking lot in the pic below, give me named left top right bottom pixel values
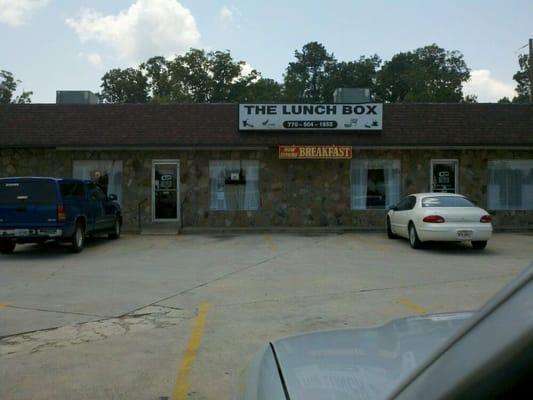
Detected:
left=1, top=232, right=532, bottom=399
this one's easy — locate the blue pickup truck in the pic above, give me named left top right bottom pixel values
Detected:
left=0, top=177, right=122, bottom=254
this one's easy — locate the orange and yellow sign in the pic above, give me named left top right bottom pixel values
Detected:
left=279, top=145, right=352, bottom=159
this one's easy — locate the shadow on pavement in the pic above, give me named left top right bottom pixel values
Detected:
left=0, top=236, right=115, bottom=261
left=416, top=241, right=498, bottom=255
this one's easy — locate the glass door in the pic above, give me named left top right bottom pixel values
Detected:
left=152, top=160, right=179, bottom=221
left=431, top=159, right=458, bottom=193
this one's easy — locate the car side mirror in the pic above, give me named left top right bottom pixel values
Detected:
left=108, top=194, right=118, bottom=201
left=388, top=205, right=397, bottom=211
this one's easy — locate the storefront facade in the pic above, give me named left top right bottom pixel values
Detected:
left=1, top=103, right=532, bottom=231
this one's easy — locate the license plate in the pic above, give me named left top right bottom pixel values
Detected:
left=14, top=229, right=30, bottom=236
left=457, top=230, right=473, bottom=239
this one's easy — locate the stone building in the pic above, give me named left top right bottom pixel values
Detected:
left=0, top=103, right=532, bottom=232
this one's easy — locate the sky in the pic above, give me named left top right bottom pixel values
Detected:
left=0, top=0, right=531, bottom=103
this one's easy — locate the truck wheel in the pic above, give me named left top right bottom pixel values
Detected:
left=108, top=217, right=121, bottom=239
left=70, top=222, right=85, bottom=253
left=0, top=239, right=16, bottom=254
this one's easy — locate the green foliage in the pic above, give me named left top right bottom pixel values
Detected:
left=0, top=70, right=32, bottom=104
left=235, top=78, right=284, bottom=102
left=511, top=54, right=530, bottom=103
left=100, top=68, right=149, bottom=103
left=283, top=41, right=335, bottom=102
left=497, top=97, right=512, bottom=104
left=98, top=42, right=477, bottom=104
left=462, top=94, right=478, bottom=103
left=376, top=44, right=470, bottom=102
left=100, top=49, right=264, bottom=103
left=321, top=55, right=381, bottom=102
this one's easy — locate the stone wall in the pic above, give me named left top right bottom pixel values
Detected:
left=1, top=148, right=532, bottom=231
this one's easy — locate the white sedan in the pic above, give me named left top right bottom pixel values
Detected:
left=387, top=193, right=493, bottom=249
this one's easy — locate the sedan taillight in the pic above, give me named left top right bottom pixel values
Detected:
left=480, top=215, right=492, bottom=223
left=423, top=215, right=445, bottom=223
left=57, top=205, right=66, bottom=223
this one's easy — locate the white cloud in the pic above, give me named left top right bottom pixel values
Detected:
left=78, top=52, right=104, bottom=68
left=0, top=0, right=48, bottom=27
left=219, top=6, right=233, bottom=24
left=219, top=5, right=241, bottom=27
left=241, top=62, right=254, bottom=76
left=463, top=69, right=516, bottom=102
left=66, top=0, right=200, bottom=65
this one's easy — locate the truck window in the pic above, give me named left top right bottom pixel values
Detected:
left=0, top=181, right=58, bottom=204
left=60, top=182, right=85, bottom=199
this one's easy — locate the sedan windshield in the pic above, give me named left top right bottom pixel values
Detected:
left=422, top=196, right=476, bottom=207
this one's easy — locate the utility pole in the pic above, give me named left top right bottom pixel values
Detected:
left=529, top=38, right=533, bottom=103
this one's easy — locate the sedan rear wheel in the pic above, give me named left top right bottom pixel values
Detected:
left=408, top=223, right=422, bottom=249
left=472, top=240, right=487, bottom=250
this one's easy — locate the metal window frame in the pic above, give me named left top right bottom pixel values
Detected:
left=151, top=159, right=180, bottom=223
left=430, top=159, right=459, bottom=193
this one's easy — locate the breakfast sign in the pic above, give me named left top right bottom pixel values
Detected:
left=239, top=103, right=382, bottom=131
left=279, top=145, right=352, bottom=160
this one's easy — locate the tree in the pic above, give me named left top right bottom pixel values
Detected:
left=210, top=50, right=248, bottom=102
left=462, top=94, right=478, bottom=103
left=100, top=68, right=149, bottom=103
left=320, top=55, right=381, bottom=101
left=140, top=56, right=173, bottom=102
left=376, top=44, right=470, bottom=102
left=100, top=49, right=262, bottom=103
left=497, top=97, right=512, bottom=104
left=511, top=54, right=530, bottom=103
left=233, top=78, right=284, bottom=102
left=284, top=42, right=336, bottom=102
left=0, top=70, right=32, bottom=104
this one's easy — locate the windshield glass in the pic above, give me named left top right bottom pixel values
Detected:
left=422, top=196, right=476, bottom=207
left=0, top=181, right=58, bottom=204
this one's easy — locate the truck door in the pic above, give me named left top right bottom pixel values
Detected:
left=86, top=183, right=106, bottom=232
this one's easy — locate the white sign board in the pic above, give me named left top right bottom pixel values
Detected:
left=239, top=103, right=382, bottom=131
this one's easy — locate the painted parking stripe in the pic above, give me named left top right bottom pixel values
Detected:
left=171, top=303, right=209, bottom=400
left=398, top=298, right=428, bottom=315
left=263, top=234, right=278, bottom=252
left=0, top=304, right=7, bottom=310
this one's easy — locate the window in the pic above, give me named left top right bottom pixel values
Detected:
left=488, top=160, right=533, bottom=210
left=396, top=195, right=416, bottom=211
left=209, top=160, right=259, bottom=210
left=73, top=160, right=123, bottom=204
left=60, top=182, right=85, bottom=199
left=422, top=196, right=475, bottom=207
left=351, top=160, right=400, bottom=209
left=87, top=183, right=107, bottom=200
left=0, top=181, right=57, bottom=204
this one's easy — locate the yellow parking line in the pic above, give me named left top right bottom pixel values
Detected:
left=0, top=304, right=7, bottom=310
left=171, top=303, right=209, bottom=400
left=398, top=298, right=428, bottom=315
left=263, top=234, right=278, bottom=252
left=349, top=234, right=388, bottom=252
